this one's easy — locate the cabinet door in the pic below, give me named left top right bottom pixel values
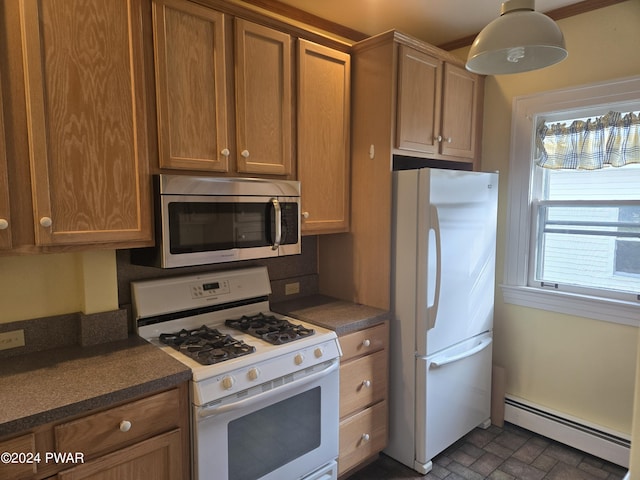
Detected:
left=395, top=45, right=442, bottom=155
left=0, top=72, right=10, bottom=250
left=153, top=0, right=230, bottom=172
left=298, top=40, right=350, bottom=234
left=0, top=433, right=37, bottom=480
left=20, top=0, right=151, bottom=246
left=440, top=63, right=480, bottom=160
left=57, top=430, right=183, bottom=480
left=235, top=19, right=292, bottom=176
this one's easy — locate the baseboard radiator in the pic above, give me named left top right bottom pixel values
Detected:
left=504, top=395, right=631, bottom=468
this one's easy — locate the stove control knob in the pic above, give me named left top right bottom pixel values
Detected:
left=294, top=353, right=305, bottom=365
left=314, top=347, right=324, bottom=358
left=221, top=375, right=235, bottom=390
left=248, top=368, right=260, bottom=381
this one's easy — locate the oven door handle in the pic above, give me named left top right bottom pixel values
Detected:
left=197, top=359, right=339, bottom=419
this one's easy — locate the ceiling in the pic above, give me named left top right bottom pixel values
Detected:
left=254, top=0, right=603, bottom=49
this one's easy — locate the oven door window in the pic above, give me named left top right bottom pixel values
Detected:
left=168, top=201, right=298, bottom=253
left=227, top=387, right=321, bottom=480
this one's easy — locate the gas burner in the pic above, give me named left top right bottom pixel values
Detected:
left=225, top=312, right=315, bottom=345
left=159, top=325, right=255, bottom=365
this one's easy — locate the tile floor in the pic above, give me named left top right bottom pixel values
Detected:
left=346, top=423, right=628, bottom=480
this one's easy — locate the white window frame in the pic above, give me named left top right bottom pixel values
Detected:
left=502, top=75, right=640, bottom=327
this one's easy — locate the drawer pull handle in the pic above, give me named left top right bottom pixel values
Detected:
left=362, top=380, right=371, bottom=388
left=362, top=339, right=371, bottom=348
left=361, top=433, right=370, bottom=443
left=119, top=420, right=132, bottom=432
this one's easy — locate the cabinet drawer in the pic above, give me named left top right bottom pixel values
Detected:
left=0, top=433, right=37, bottom=480
left=338, top=400, right=387, bottom=476
left=340, top=349, right=387, bottom=418
left=55, top=388, right=180, bottom=459
left=339, top=323, right=387, bottom=362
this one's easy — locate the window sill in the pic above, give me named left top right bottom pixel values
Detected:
left=500, top=284, right=640, bottom=327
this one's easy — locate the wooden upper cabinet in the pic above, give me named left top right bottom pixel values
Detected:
left=440, top=63, right=480, bottom=160
left=395, top=44, right=482, bottom=165
left=19, top=0, right=151, bottom=246
left=0, top=72, right=10, bottom=250
left=152, top=5, right=293, bottom=177
left=396, top=45, right=441, bottom=155
left=297, top=40, right=350, bottom=234
left=152, top=0, right=230, bottom=172
left=234, top=19, right=293, bottom=176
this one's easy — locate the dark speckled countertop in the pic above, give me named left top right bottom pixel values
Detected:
left=0, top=335, right=191, bottom=437
left=272, top=294, right=390, bottom=336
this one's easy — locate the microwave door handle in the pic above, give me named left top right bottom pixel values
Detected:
left=271, top=198, right=282, bottom=250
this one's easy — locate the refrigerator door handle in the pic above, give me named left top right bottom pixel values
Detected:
left=427, top=204, right=442, bottom=330
left=422, top=337, right=493, bottom=368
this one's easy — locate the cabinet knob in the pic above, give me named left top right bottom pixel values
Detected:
left=361, top=433, right=370, bottom=443
left=302, top=211, right=310, bottom=219
left=40, top=216, right=52, bottom=228
left=446, top=137, right=452, bottom=143
left=362, top=380, right=372, bottom=388
left=221, top=148, right=230, bottom=157
left=362, top=339, right=371, bottom=348
left=436, top=135, right=443, bottom=142
left=119, top=420, right=132, bottom=432
left=0, top=219, right=8, bottom=230
left=241, top=150, right=250, bottom=158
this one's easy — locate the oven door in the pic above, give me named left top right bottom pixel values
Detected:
left=159, top=194, right=300, bottom=267
left=193, top=359, right=339, bottom=480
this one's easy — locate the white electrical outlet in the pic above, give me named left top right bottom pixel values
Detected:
left=285, top=282, right=300, bottom=295
left=0, top=329, right=25, bottom=351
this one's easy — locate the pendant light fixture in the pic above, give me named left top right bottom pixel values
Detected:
left=465, top=0, right=567, bottom=75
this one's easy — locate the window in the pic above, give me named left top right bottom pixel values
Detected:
left=503, top=76, right=640, bottom=326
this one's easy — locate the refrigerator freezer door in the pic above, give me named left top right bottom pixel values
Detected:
left=420, top=169, right=498, bottom=356
left=414, top=331, right=493, bottom=471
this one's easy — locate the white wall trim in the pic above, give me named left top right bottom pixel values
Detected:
left=502, top=75, right=640, bottom=326
left=501, top=285, right=640, bottom=327
left=504, top=395, right=631, bottom=468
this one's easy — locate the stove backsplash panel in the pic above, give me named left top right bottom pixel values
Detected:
left=117, top=236, right=319, bottom=330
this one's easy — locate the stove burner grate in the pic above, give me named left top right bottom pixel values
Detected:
left=159, top=325, right=255, bottom=365
left=225, top=312, right=314, bottom=345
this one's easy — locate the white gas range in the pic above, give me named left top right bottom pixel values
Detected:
left=132, top=266, right=341, bottom=480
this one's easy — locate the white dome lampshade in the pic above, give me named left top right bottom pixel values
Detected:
left=465, top=0, right=567, bottom=75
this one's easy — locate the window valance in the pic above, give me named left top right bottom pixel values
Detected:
left=536, top=111, right=640, bottom=169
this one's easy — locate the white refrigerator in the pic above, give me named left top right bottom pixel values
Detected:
left=385, top=167, right=499, bottom=474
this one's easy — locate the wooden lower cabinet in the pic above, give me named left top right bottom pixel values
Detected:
left=56, top=430, right=182, bottom=480
left=0, top=433, right=37, bottom=480
left=0, top=385, right=189, bottom=480
left=337, top=323, right=389, bottom=478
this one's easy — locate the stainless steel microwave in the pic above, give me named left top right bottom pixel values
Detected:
left=132, top=175, right=301, bottom=268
